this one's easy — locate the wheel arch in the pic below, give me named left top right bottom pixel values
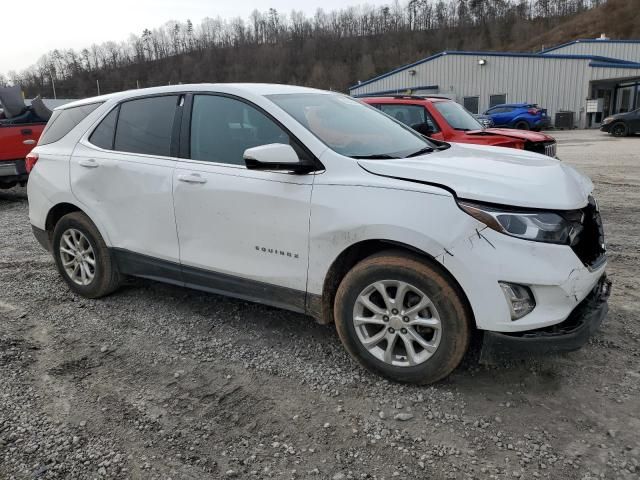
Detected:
left=610, top=121, right=628, bottom=136
left=310, top=239, right=474, bottom=328
left=44, top=202, right=112, bottom=247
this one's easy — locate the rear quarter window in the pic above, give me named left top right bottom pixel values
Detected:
left=38, top=103, right=102, bottom=145
left=89, top=107, right=118, bottom=150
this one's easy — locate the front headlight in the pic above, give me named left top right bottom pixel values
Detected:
left=459, top=200, right=580, bottom=244
left=601, top=117, right=614, bottom=125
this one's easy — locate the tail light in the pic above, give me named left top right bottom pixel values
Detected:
left=528, top=108, right=540, bottom=115
left=25, top=152, right=39, bottom=173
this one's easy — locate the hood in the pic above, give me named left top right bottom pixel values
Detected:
left=612, top=110, right=636, bottom=120
left=466, top=128, right=554, bottom=142
left=358, top=143, right=593, bottom=210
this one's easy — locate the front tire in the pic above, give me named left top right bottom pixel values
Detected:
left=334, top=251, right=471, bottom=384
left=610, top=122, right=628, bottom=137
left=52, top=212, right=122, bottom=298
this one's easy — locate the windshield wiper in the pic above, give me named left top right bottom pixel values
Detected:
left=405, top=146, right=434, bottom=158
left=349, top=154, right=398, bottom=159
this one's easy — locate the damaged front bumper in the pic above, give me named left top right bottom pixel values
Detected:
left=480, top=275, right=611, bottom=362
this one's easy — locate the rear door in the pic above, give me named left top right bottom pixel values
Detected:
left=70, top=95, right=182, bottom=265
left=172, top=93, right=314, bottom=311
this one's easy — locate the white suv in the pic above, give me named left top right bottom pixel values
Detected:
left=27, top=84, right=610, bottom=384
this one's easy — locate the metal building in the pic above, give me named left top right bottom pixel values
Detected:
left=349, top=38, right=640, bottom=129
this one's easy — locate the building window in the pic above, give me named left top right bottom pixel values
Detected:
left=617, top=87, right=632, bottom=113
left=463, top=96, right=479, bottom=114
left=489, top=94, right=507, bottom=108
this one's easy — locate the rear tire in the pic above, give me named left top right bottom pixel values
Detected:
left=610, top=122, right=628, bottom=137
left=52, top=212, right=122, bottom=298
left=334, top=251, right=471, bottom=384
left=514, top=121, right=529, bottom=130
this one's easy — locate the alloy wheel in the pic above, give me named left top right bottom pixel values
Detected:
left=59, top=228, right=96, bottom=286
left=352, top=280, right=442, bottom=367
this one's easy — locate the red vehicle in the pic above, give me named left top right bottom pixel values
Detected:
left=1, top=87, right=50, bottom=189
left=361, top=95, right=557, bottom=157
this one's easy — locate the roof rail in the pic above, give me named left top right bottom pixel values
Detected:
left=355, top=94, right=453, bottom=101
left=355, top=94, right=426, bottom=100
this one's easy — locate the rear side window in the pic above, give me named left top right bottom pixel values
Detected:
left=89, top=107, right=118, bottom=150
left=114, top=96, right=178, bottom=156
left=38, top=103, right=102, bottom=145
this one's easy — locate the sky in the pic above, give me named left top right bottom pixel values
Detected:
left=1, top=0, right=391, bottom=76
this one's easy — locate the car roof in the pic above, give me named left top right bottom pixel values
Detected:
left=489, top=103, right=534, bottom=108
left=56, top=83, right=332, bottom=110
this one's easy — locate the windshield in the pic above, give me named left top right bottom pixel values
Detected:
left=267, top=93, right=434, bottom=158
left=434, top=101, right=483, bottom=131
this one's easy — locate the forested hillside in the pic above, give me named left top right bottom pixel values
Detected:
left=2, top=0, right=637, bottom=98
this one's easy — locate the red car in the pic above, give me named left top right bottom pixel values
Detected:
left=0, top=123, right=46, bottom=189
left=361, top=95, right=557, bottom=157
left=1, top=87, right=50, bottom=189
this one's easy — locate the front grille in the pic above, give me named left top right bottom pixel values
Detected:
left=524, top=140, right=556, bottom=158
left=568, top=196, right=606, bottom=268
left=544, top=142, right=556, bottom=158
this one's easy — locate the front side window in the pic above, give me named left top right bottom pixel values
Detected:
left=39, top=102, right=102, bottom=145
left=433, top=101, right=482, bottom=131
left=380, top=104, right=437, bottom=129
left=190, top=95, right=295, bottom=165
left=269, top=93, right=433, bottom=158
left=114, top=96, right=178, bottom=156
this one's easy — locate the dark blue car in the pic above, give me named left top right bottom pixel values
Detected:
left=484, top=103, right=551, bottom=131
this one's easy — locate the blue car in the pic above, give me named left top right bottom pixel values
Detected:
left=484, top=103, right=551, bottom=131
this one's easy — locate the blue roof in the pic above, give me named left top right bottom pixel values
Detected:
left=490, top=103, right=532, bottom=108
left=349, top=50, right=640, bottom=91
left=540, top=39, right=640, bottom=54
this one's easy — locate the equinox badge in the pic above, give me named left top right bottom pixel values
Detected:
left=255, top=246, right=299, bottom=259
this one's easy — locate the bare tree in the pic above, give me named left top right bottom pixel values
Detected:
left=6, top=0, right=617, bottom=97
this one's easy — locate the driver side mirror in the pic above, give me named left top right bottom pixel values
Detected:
left=244, top=143, right=315, bottom=173
left=411, top=123, right=435, bottom=136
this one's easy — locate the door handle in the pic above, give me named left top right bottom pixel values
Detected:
left=78, top=158, right=99, bottom=168
left=23, top=139, right=36, bottom=146
left=177, top=173, right=207, bottom=184
left=21, top=128, right=33, bottom=135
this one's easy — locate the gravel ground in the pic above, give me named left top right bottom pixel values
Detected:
left=1, top=130, right=639, bottom=479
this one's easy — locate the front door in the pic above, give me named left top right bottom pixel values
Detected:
left=487, top=107, right=512, bottom=126
left=172, top=94, right=314, bottom=312
left=629, top=109, right=640, bottom=132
